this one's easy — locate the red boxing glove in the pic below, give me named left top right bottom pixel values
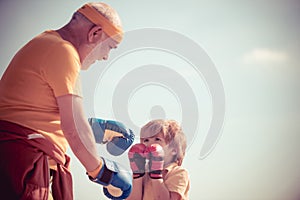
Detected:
left=128, top=143, right=147, bottom=179
left=145, top=144, right=164, bottom=179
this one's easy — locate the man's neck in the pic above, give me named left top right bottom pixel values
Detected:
left=56, top=26, right=77, bottom=45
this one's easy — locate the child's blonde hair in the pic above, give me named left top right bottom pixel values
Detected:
left=140, top=119, right=187, bottom=166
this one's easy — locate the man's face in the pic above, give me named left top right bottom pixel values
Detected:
left=81, top=33, right=118, bottom=70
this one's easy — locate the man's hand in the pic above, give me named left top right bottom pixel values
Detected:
left=88, top=157, right=132, bottom=199
left=88, top=118, right=134, bottom=156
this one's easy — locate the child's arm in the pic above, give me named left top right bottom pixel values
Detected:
left=126, top=177, right=143, bottom=200
left=146, top=144, right=184, bottom=200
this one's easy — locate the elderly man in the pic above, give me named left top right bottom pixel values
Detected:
left=0, top=2, right=133, bottom=200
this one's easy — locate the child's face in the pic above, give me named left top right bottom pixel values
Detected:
left=141, top=132, right=175, bottom=166
left=141, top=131, right=167, bottom=147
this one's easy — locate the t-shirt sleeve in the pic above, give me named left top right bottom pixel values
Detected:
left=44, top=42, right=82, bottom=97
left=164, top=168, right=189, bottom=198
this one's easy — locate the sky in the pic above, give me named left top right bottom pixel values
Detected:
left=1, top=0, right=300, bottom=199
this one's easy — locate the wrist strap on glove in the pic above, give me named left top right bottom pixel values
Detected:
left=87, top=160, right=113, bottom=186
left=149, top=170, right=163, bottom=179
left=133, top=172, right=145, bottom=179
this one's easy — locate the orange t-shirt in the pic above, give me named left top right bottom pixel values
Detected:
left=143, top=163, right=190, bottom=200
left=0, top=30, right=81, bottom=154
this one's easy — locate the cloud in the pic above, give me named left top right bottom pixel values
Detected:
left=242, top=48, right=289, bottom=65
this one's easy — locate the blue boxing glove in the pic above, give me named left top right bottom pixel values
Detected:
left=88, top=118, right=135, bottom=156
left=88, top=157, right=132, bottom=199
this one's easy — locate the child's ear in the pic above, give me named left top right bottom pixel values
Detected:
left=171, top=148, right=177, bottom=155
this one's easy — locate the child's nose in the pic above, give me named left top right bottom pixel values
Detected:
left=149, top=140, right=159, bottom=147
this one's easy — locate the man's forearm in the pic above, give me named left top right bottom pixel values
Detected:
left=62, top=117, right=101, bottom=172
left=57, top=94, right=101, bottom=172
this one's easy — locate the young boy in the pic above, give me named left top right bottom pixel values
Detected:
left=127, top=119, right=190, bottom=200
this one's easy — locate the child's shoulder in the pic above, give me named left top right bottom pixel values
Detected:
left=164, top=163, right=190, bottom=188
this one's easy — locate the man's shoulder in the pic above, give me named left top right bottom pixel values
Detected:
left=34, top=30, right=74, bottom=51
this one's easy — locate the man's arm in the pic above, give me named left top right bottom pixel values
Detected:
left=56, top=94, right=101, bottom=174
left=57, top=94, right=133, bottom=199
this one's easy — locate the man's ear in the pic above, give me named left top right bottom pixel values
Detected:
left=87, top=25, right=103, bottom=43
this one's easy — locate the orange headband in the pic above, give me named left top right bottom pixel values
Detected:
left=77, top=3, right=123, bottom=43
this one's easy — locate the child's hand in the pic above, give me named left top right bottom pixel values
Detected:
left=145, top=144, right=165, bottom=179
left=128, top=143, right=147, bottom=179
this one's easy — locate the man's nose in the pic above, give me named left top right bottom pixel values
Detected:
left=102, top=54, right=108, bottom=60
